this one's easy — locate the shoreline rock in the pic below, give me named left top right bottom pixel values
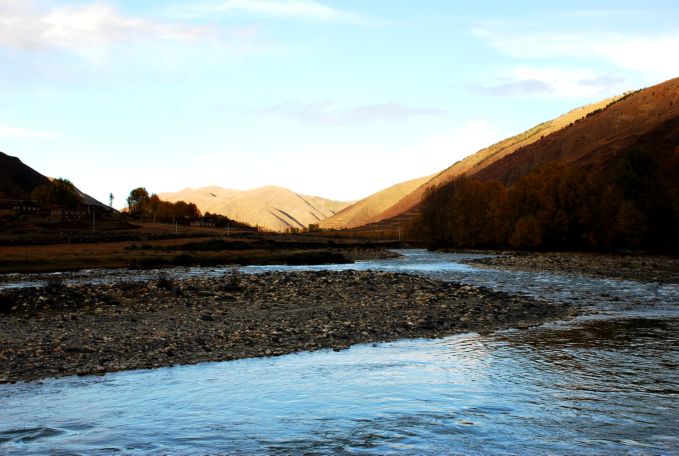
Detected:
left=0, top=270, right=575, bottom=384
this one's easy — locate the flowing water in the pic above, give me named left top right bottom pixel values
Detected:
left=1, top=250, right=678, bottom=455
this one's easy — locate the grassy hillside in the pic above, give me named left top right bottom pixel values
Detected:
left=159, top=185, right=350, bottom=232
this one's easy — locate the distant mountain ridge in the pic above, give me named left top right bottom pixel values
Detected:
left=159, top=185, right=350, bottom=232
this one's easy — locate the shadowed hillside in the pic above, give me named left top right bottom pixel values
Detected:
left=325, top=95, right=623, bottom=230
left=0, top=152, right=51, bottom=200
left=0, top=151, right=106, bottom=207
left=412, top=77, right=679, bottom=251
left=472, top=79, right=679, bottom=184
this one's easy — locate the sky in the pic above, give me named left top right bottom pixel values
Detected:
left=1, top=0, right=678, bottom=208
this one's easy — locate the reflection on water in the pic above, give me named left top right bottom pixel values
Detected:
left=1, top=318, right=677, bottom=455
left=1, top=249, right=678, bottom=454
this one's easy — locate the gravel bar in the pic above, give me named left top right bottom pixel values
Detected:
left=0, top=270, right=576, bottom=383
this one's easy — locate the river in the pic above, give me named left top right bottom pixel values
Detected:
left=1, top=250, right=678, bottom=455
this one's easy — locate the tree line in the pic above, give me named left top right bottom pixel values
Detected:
left=126, top=187, right=241, bottom=227
left=126, top=187, right=200, bottom=223
left=31, top=178, right=82, bottom=208
left=414, top=146, right=679, bottom=252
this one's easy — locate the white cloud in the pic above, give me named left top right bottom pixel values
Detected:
left=590, top=35, right=679, bottom=76
left=472, top=68, right=625, bottom=98
left=0, top=1, right=214, bottom=55
left=262, top=100, right=448, bottom=126
left=475, top=26, right=679, bottom=80
left=0, top=125, right=60, bottom=139
left=183, top=0, right=373, bottom=24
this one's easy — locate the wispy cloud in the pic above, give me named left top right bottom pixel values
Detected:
left=0, top=1, right=214, bottom=55
left=475, top=25, right=679, bottom=79
left=472, top=79, right=552, bottom=97
left=178, top=0, right=376, bottom=24
left=262, top=100, right=448, bottom=126
left=0, top=125, right=60, bottom=139
left=471, top=68, right=624, bottom=98
left=590, top=34, right=679, bottom=76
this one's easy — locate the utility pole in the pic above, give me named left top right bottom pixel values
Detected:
left=92, top=211, right=96, bottom=234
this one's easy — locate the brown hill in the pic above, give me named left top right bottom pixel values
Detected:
left=0, top=151, right=105, bottom=207
left=319, top=174, right=433, bottom=229
left=0, top=151, right=51, bottom=200
left=159, top=185, right=350, bottom=232
left=354, top=77, right=679, bottom=234
left=325, top=95, right=624, bottom=230
left=472, top=78, right=679, bottom=184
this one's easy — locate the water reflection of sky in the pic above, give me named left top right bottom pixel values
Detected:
left=1, top=250, right=679, bottom=454
left=2, top=318, right=677, bottom=455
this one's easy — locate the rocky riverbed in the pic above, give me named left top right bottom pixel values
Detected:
left=465, top=252, right=679, bottom=284
left=0, top=270, right=576, bottom=384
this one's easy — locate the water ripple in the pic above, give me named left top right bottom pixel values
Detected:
left=1, top=250, right=678, bottom=454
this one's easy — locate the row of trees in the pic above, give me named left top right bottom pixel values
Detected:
left=26, top=180, right=239, bottom=228
left=203, top=212, right=241, bottom=228
left=414, top=146, right=679, bottom=252
left=126, top=187, right=244, bottom=228
left=126, top=187, right=200, bottom=223
left=31, top=178, right=82, bottom=208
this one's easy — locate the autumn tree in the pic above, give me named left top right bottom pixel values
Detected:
left=125, top=191, right=203, bottom=224
left=611, top=147, right=679, bottom=250
left=31, top=184, right=53, bottom=207
left=203, top=212, right=237, bottom=228
left=31, top=178, right=82, bottom=208
left=127, top=187, right=150, bottom=218
left=418, top=176, right=508, bottom=248
left=415, top=149, right=679, bottom=253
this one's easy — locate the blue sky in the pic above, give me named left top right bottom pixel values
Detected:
left=1, top=0, right=678, bottom=207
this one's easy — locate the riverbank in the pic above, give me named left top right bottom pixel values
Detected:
left=0, top=231, right=402, bottom=273
left=0, top=270, right=575, bottom=383
left=464, top=252, right=679, bottom=284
